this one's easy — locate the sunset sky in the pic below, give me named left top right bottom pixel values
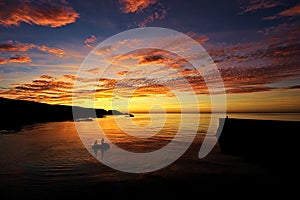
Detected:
left=0, top=0, right=299, bottom=113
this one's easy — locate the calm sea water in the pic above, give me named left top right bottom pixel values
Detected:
left=0, top=113, right=295, bottom=196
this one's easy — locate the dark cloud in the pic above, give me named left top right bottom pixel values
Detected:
left=138, top=54, right=165, bottom=64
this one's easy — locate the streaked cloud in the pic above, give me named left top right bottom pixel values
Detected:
left=279, top=3, right=300, bottom=17
left=239, top=0, right=280, bottom=14
left=0, top=41, right=64, bottom=56
left=1, top=74, right=75, bottom=104
left=78, top=25, right=299, bottom=96
left=84, top=35, right=97, bottom=48
left=0, top=0, right=79, bottom=28
left=263, top=3, right=300, bottom=20
left=119, top=0, right=157, bottom=13
left=206, top=23, right=300, bottom=94
left=0, top=41, right=64, bottom=64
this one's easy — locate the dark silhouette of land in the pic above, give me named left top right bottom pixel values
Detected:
left=0, top=97, right=131, bottom=132
left=218, top=117, right=299, bottom=168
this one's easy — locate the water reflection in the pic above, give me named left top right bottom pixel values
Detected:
left=92, top=138, right=110, bottom=159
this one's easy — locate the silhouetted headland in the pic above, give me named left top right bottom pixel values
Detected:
left=218, top=117, right=299, bottom=168
left=0, top=97, right=133, bottom=132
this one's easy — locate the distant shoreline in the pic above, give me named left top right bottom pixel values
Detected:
left=0, top=97, right=133, bottom=132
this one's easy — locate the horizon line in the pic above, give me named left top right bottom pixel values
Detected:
left=1, top=97, right=300, bottom=114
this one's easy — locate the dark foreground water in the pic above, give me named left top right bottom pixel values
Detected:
left=1, top=113, right=298, bottom=198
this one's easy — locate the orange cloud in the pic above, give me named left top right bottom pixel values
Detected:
left=84, top=35, right=96, bottom=48
left=9, top=55, right=31, bottom=63
left=0, top=0, right=79, bottom=28
left=119, top=0, right=157, bottom=13
left=38, top=45, right=64, bottom=57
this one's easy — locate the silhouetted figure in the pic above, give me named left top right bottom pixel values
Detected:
left=92, top=138, right=110, bottom=159
left=93, top=140, right=98, bottom=156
